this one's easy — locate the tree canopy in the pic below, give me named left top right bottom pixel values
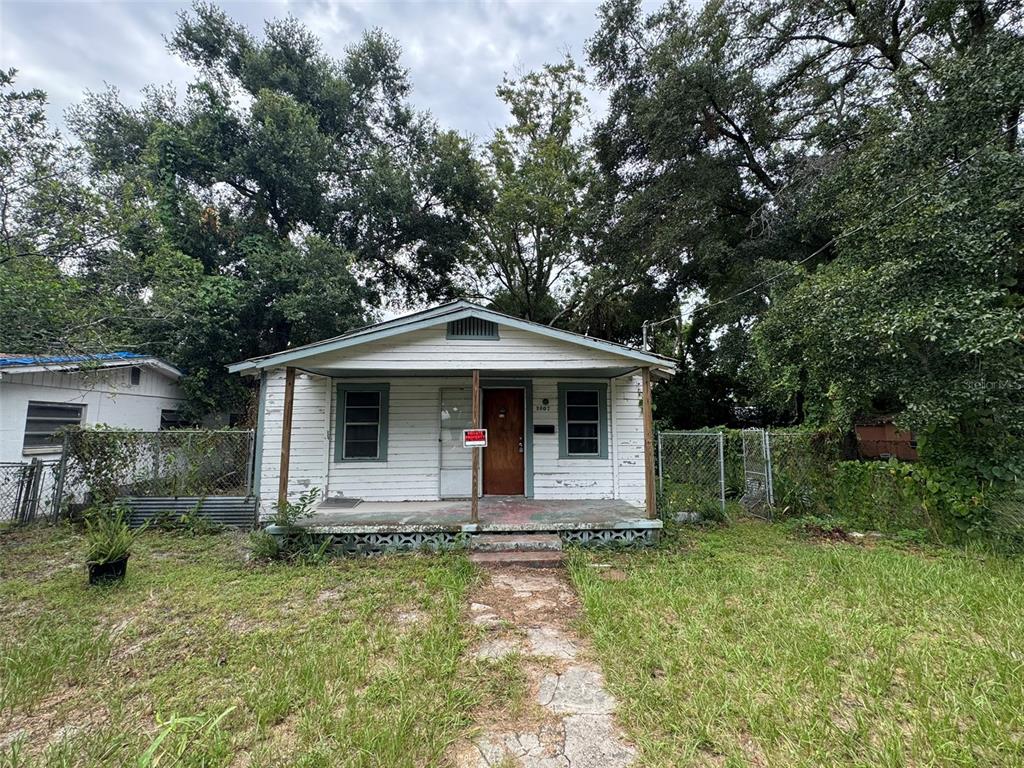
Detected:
left=1, top=0, right=1021, bottom=458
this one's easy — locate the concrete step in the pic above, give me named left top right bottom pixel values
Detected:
left=469, top=550, right=566, bottom=568
left=469, top=533, right=563, bottom=553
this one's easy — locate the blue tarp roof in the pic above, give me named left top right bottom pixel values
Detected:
left=0, top=352, right=147, bottom=369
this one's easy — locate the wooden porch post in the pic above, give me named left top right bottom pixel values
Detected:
left=641, top=367, right=657, bottom=520
left=471, top=369, right=480, bottom=523
left=277, top=366, right=297, bottom=508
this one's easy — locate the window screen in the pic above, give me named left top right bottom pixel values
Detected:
left=343, top=390, right=382, bottom=459
left=129, top=366, right=141, bottom=385
left=564, top=390, right=601, bottom=455
left=23, top=402, right=84, bottom=450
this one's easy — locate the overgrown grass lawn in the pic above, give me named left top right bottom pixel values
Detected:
left=570, top=522, right=1024, bottom=767
left=0, top=526, right=491, bottom=767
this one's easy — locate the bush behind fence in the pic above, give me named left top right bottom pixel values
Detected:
left=62, top=428, right=255, bottom=504
left=657, top=428, right=1024, bottom=547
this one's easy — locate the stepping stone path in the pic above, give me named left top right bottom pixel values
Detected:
left=452, top=568, right=636, bottom=768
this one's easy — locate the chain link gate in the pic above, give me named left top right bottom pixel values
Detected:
left=741, top=429, right=774, bottom=518
left=0, top=459, right=62, bottom=524
left=657, top=431, right=726, bottom=517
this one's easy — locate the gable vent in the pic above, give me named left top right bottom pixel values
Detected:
left=447, top=317, right=499, bottom=340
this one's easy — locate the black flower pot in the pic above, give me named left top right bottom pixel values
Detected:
left=88, top=555, right=129, bottom=585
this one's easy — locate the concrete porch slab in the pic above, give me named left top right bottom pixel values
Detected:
left=298, top=497, right=661, bottom=535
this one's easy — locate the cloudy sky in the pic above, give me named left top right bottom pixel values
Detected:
left=1, top=0, right=619, bottom=140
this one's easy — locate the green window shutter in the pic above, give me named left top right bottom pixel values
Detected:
left=335, top=383, right=390, bottom=462
left=557, top=383, right=608, bottom=460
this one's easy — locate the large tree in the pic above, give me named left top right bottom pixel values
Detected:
left=463, top=59, right=595, bottom=323
left=752, top=24, right=1024, bottom=451
left=64, top=3, right=486, bottom=415
left=0, top=69, right=133, bottom=354
left=584, top=0, right=1023, bottom=428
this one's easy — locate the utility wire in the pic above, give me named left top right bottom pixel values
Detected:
left=642, top=117, right=1024, bottom=350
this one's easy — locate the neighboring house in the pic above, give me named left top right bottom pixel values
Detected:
left=230, top=301, right=676, bottom=542
left=0, top=352, right=187, bottom=464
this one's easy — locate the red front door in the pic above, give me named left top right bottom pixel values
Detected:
left=482, top=388, right=525, bottom=495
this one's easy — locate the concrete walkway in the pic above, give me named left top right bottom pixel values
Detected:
left=451, top=568, right=636, bottom=768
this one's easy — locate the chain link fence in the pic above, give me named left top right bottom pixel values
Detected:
left=1, top=460, right=64, bottom=524
left=62, top=429, right=255, bottom=502
left=766, top=430, right=843, bottom=517
left=657, top=431, right=725, bottom=518
left=657, top=428, right=861, bottom=521
left=657, top=428, right=1024, bottom=549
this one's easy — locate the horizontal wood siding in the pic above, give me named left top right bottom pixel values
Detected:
left=533, top=380, right=613, bottom=499
left=258, top=369, right=329, bottom=514
left=0, top=367, right=186, bottom=464
left=328, top=377, right=455, bottom=501
left=612, top=375, right=647, bottom=504
left=256, top=372, right=648, bottom=510
left=302, top=326, right=639, bottom=371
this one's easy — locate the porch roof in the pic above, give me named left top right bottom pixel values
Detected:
left=227, top=301, right=676, bottom=377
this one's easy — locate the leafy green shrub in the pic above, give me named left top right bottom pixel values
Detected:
left=177, top=504, right=224, bottom=536
left=273, top=488, right=321, bottom=527
left=247, top=530, right=281, bottom=561
left=249, top=488, right=330, bottom=562
left=827, top=460, right=990, bottom=542
left=151, top=503, right=224, bottom=535
left=84, top=505, right=140, bottom=564
left=659, top=480, right=727, bottom=523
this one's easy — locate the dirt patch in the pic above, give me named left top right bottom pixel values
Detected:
left=0, top=685, right=109, bottom=758
left=393, top=607, right=428, bottom=628
left=315, top=585, right=351, bottom=603
left=472, top=569, right=580, bottom=628
left=800, top=522, right=852, bottom=542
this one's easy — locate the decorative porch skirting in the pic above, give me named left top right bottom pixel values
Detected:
left=324, top=526, right=658, bottom=555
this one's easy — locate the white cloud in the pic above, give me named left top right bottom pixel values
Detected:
left=1, top=0, right=611, bottom=139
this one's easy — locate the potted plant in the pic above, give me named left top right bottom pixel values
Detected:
left=84, top=505, right=140, bottom=585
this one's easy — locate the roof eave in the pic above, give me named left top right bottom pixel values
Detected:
left=0, top=357, right=183, bottom=380
left=227, top=304, right=678, bottom=373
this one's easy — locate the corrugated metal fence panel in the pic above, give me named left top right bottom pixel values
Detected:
left=121, top=496, right=258, bottom=529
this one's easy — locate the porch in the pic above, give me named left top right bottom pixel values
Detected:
left=299, top=497, right=662, bottom=550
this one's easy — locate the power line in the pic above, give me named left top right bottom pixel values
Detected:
left=642, top=117, right=1024, bottom=350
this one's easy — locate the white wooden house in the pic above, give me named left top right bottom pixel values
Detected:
left=230, top=302, right=675, bottom=546
left=0, top=352, right=187, bottom=464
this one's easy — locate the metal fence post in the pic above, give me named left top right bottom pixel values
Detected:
left=245, top=429, right=256, bottom=497
left=52, top=433, right=70, bottom=522
left=21, top=458, right=42, bottom=523
left=763, top=430, right=775, bottom=515
left=718, top=431, right=726, bottom=513
left=657, top=431, right=664, bottom=493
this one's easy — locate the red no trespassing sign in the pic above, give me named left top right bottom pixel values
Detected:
left=463, top=429, right=488, bottom=447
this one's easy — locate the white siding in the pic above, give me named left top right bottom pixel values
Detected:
left=328, top=377, right=456, bottom=501
left=256, top=371, right=649, bottom=511
left=612, top=375, right=647, bottom=504
left=257, top=369, right=330, bottom=511
left=0, top=366, right=185, bottom=464
left=299, top=325, right=641, bottom=371
left=530, top=375, right=646, bottom=503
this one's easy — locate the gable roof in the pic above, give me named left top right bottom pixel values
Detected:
left=227, top=300, right=676, bottom=374
left=0, top=352, right=182, bottom=379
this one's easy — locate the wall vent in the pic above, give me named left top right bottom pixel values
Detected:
left=446, top=317, right=499, bottom=340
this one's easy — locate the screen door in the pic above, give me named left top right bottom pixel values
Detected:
left=439, top=387, right=472, bottom=497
